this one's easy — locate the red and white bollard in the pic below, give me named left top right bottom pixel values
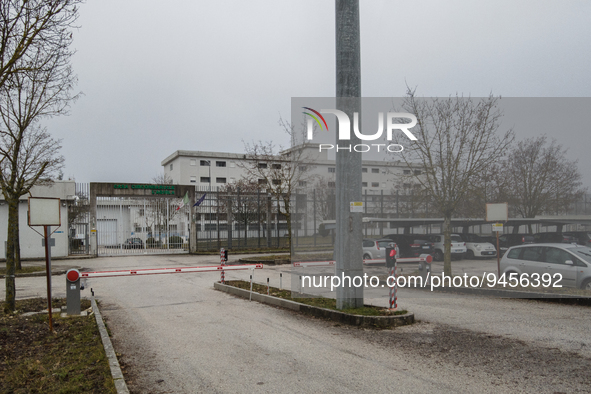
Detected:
left=389, top=265, right=397, bottom=310
left=220, top=248, right=226, bottom=284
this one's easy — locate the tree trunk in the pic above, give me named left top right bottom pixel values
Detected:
left=4, top=198, right=18, bottom=312
left=443, top=214, right=452, bottom=276
left=15, top=203, right=22, bottom=270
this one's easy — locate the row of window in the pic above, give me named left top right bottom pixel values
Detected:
left=190, top=177, right=228, bottom=184
left=328, top=167, right=422, bottom=175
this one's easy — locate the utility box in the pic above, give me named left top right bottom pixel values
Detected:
left=66, top=269, right=81, bottom=315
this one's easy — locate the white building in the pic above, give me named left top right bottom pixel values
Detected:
left=161, top=143, right=416, bottom=192
left=0, top=181, right=75, bottom=259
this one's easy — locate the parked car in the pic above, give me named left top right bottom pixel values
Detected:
left=383, top=234, right=434, bottom=258
left=533, top=232, right=578, bottom=244
left=362, top=239, right=399, bottom=260
left=563, top=231, right=591, bottom=246
left=458, top=233, right=497, bottom=259
left=496, top=234, right=535, bottom=256
left=124, top=237, right=144, bottom=249
left=500, top=243, right=591, bottom=289
left=422, top=234, right=467, bottom=261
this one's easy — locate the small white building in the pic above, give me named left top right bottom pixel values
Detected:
left=0, top=181, right=75, bottom=259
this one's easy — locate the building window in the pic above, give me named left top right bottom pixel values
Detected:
left=258, top=162, right=267, bottom=169
left=216, top=161, right=226, bottom=167
left=272, top=163, right=281, bottom=169
left=298, top=181, right=307, bottom=187
left=272, top=179, right=281, bottom=185
left=328, top=167, right=336, bottom=173
left=299, top=166, right=307, bottom=171
left=230, top=177, right=235, bottom=183
left=190, top=159, right=196, bottom=166
left=258, top=178, right=267, bottom=184
left=200, top=160, right=210, bottom=166
left=403, top=169, right=411, bottom=175
left=362, top=168, right=367, bottom=173
left=362, top=182, right=368, bottom=187
left=414, top=170, right=422, bottom=175
left=230, top=161, right=236, bottom=168
left=328, top=181, right=336, bottom=188
left=372, top=168, right=379, bottom=173
left=403, top=183, right=411, bottom=189
left=372, top=182, right=379, bottom=187
left=170, top=164, right=173, bottom=171
left=382, top=182, right=386, bottom=188
left=190, top=176, right=196, bottom=183
left=216, top=177, right=226, bottom=184
left=201, top=177, right=210, bottom=183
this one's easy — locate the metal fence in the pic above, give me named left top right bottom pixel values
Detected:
left=67, top=184, right=591, bottom=255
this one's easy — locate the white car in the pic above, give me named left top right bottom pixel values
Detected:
left=500, top=243, right=591, bottom=289
left=426, top=234, right=467, bottom=261
left=362, top=239, right=399, bottom=261
left=458, top=233, right=497, bottom=259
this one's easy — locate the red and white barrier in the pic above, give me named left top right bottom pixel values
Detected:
left=80, top=264, right=263, bottom=279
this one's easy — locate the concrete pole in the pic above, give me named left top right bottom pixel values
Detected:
left=335, top=0, right=363, bottom=309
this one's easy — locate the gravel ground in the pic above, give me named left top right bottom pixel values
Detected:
left=3, top=254, right=591, bottom=393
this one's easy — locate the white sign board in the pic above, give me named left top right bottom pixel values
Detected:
left=492, top=223, right=503, bottom=232
left=28, top=197, right=61, bottom=226
left=486, top=203, right=508, bottom=222
left=350, top=202, right=364, bottom=213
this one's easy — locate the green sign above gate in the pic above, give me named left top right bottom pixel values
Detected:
left=113, top=184, right=175, bottom=195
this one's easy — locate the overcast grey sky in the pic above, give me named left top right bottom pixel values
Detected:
left=43, top=0, right=591, bottom=186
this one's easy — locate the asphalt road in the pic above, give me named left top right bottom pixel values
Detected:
left=2, top=254, right=591, bottom=393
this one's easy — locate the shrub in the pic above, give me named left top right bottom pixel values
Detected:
left=168, top=236, right=183, bottom=249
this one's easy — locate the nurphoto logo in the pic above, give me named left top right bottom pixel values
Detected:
left=302, top=107, right=418, bottom=153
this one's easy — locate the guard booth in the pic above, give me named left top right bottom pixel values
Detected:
left=89, top=183, right=197, bottom=256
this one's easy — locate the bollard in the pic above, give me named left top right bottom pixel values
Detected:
left=267, top=277, right=270, bottom=295
left=280, top=273, right=282, bottom=290
left=249, top=274, right=253, bottom=301
left=419, top=254, right=432, bottom=287
left=220, top=248, right=226, bottom=284
left=66, top=269, right=81, bottom=315
left=388, top=266, right=397, bottom=310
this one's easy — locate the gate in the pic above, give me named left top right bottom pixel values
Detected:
left=89, top=182, right=196, bottom=257
left=96, top=196, right=190, bottom=256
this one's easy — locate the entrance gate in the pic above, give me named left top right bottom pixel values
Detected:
left=89, top=183, right=196, bottom=256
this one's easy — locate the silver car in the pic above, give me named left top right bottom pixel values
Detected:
left=362, top=239, right=399, bottom=261
left=500, top=243, right=591, bottom=289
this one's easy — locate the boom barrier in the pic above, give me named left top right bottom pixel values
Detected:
left=80, top=264, right=263, bottom=279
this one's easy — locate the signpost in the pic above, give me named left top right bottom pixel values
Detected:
left=28, top=197, right=61, bottom=331
left=486, top=203, right=508, bottom=276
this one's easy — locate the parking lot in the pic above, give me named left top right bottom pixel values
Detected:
left=2, top=254, right=591, bottom=393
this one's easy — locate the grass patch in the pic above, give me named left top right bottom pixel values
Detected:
left=240, top=254, right=289, bottom=262
left=225, top=280, right=407, bottom=316
left=0, top=298, right=117, bottom=394
left=0, top=266, right=46, bottom=276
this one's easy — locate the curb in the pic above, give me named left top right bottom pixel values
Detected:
left=409, top=283, right=591, bottom=306
left=0, top=270, right=67, bottom=279
left=214, top=282, right=414, bottom=328
left=91, top=297, right=130, bottom=394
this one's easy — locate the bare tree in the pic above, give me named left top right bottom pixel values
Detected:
left=398, top=90, right=514, bottom=275
left=0, top=0, right=79, bottom=313
left=218, top=179, right=264, bottom=242
left=499, top=135, right=585, bottom=226
left=0, top=0, right=82, bottom=90
left=239, top=118, right=316, bottom=253
left=143, top=173, right=183, bottom=245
